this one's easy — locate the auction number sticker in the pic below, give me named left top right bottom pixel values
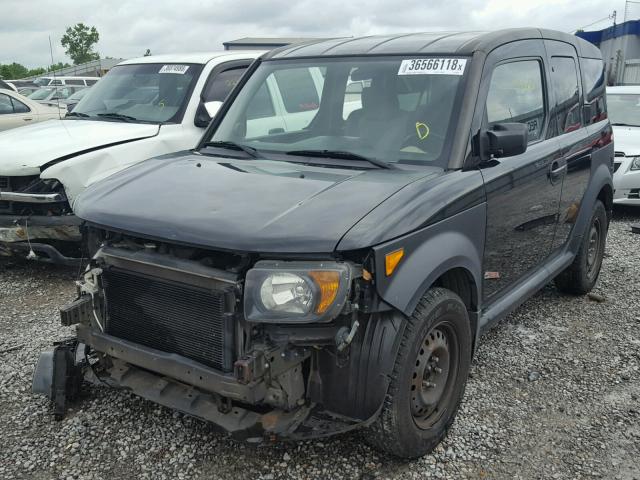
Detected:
left=159, top=64, right=190, bottom=74
left=398, top=58, right=467, bottom=76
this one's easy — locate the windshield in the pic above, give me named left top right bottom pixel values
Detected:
left=206, top=56, right=468, bottom=167
left=28, top=88, right=55, bottom=100
left=72, top=63, right=203, bottom=123
left=67, top=88, right=89, bottom=101
left=34, top=78, right=50, bottom=86
left=607, top=93, right=640, bottom=126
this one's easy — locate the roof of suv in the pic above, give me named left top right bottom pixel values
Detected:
left=263, top=29, right=601, bottom=60
left=119, top=51, right=265, bottom=66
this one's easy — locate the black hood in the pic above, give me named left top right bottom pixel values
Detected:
left=74, top=152, right=439, bottom=253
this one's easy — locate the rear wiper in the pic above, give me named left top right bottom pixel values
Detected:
left=65, top=111, right=90, bottom=118
left=611, top=122, right=640, bottom=127
left=96, top=112, right=139, bottom=122
left=286, top=149, right=394, bottom=169
left=202, top=141, right=261, bottom=158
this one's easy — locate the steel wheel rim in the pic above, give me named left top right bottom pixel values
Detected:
left=586, top=218, right=602, bottom=279
left=410, top=322, right=460, bottom=429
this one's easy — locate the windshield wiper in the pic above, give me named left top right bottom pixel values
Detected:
left=286, top=149, right=394, bottom=169
left=96, top=112, right=140, bottom=122
left=65, top=111, right=90, bottom=118
left=202, top=141, right=261, bottom=159
left=611, top=122, right=640, bottom=127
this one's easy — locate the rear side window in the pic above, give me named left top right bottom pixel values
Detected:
left=10, top=97, right=30, bottom=113
left=66, top=79, right=84, bottom=86
left=202, top=67, right=247, bottom=103
left=273, top=68, right=319, bottom=113
left=580, top=57, right=607, bottom=125
left=86, top=79, right=99, bottom=86
left=50, top=79, right=63, bottom=86
left=0, top=94, right=13, bottom=114
left=486, top=60, right=545, bottom=143
left=550, top=57, right=582, bottom=134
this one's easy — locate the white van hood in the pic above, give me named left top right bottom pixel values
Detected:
left=0, top=119, right=160, bottom=176
left=612, top=125, right=640, bottom=157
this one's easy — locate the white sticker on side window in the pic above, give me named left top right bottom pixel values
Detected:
left=159, top=64, right=190, bottom=74
left=398, top=58, right=467, bottom=76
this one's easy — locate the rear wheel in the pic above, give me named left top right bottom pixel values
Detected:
left=366, top=288, right=472, bottom=459
left=555, top=200, right=607, bottom=294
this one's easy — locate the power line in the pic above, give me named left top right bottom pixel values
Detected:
left=569, top=10, right=617, bottom=33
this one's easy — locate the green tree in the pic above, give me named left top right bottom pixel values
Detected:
left=0, top=62, right=29, bottom=79
left=61, top=23, right=100, bottom=65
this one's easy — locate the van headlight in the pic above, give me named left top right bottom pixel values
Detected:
left=631, top=157, right=640, bottom=171
left=244, top=261, right=352, bottom=323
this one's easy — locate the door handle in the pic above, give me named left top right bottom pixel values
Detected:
left=23, top=118, right=33, bottom=122
left=549, top=159, right=567, bottom=183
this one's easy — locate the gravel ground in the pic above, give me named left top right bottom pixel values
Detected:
left=1, top=209, right=639, bottom=480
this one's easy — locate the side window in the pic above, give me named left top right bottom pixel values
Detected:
left=86, top=79, right=99, bottom=86
left=273, top=68, right=319, bottom=113
left=550, top=57, right=581, bottom=134
left=486, top=60, right=545, bottom=143
left=66, top=79, right=84, bottom=86
left=202, top=67, right=247, bottom=103
left=0, top=94, right=13, bottom=114
left=10, top=97, right=30, bottom=113
left=580, top=57, right=607, bottom=125
left=50, top=79, right=63, bottom=86
left=246, top=83, right=276, bottom=120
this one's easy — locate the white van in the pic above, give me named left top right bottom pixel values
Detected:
left=34, top=76, right=100, bottom=87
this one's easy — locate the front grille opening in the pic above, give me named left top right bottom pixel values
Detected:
left=629, top=189, right=640, bottom=199
left=102, top=267, right=235, bottom=372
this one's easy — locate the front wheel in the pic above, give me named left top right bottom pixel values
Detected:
left=555, top=200, right=608, bottom=295
left=366, top=288, right=473, bottom=459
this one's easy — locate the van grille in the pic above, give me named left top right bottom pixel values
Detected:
left=102, top=267, right=235, bottom=372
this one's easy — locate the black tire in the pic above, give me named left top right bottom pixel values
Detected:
left=365, top=288, right=473, bottom=459
left=555, top=200, right=608, bottom=295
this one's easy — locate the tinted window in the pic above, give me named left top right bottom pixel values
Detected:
left=66, top=79, right=84, bottom=85
left=202, top=67, right=247, bottom=103
left=0, top=94, right=13, bottom=114
left=581, top=57, right=607, bottom=125
left=10, top=97, right=30, bottom=113
left=245, top=83, right=275, bottom=120
left=486, top=60, right=545, bottom=143
left=273, top=68, right=319, bottom=113
left=550, top=57, right=582, bottom=134
left=86, top=79, right=99, bottom=86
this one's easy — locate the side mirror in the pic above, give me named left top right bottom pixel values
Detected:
left=194, top=100, right=224, bottom=128
left=484, top=122, right=528, bottom=158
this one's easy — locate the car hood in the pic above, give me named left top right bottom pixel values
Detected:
left=612, top=125, right=640, bottom=157
left=75, top=152, right=439, bottom=253
left=0, top=119, right=160, bottom=176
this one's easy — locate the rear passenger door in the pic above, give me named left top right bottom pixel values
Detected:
left=478, top=40, right=564, bottom=302
left=544, top=41, right=594, bottom=250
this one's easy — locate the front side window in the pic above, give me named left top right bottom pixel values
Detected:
left=72, top=63, right=203, bottom=124
left=607, top=93, right=640, bottom=127
left=550, top=56, right=582, bottom=134
left=202, top=67, right=247, bottom=103
left=207, top=56, right=468, bottom=167
left=486, top=60, right=545, bottom=143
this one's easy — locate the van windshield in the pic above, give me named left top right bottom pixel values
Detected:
left=72, top=63, right=203, bottom=124
left=207, top=56, right=468, bottom=167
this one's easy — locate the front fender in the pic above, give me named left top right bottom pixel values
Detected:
left=372, top=203, right=486, bottom=316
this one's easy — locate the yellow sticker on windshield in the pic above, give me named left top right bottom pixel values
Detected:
left=416, top=122, right=430, bottom=140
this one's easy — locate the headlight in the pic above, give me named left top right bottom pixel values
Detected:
left=631, top=157, right=640, bottom=171
left=244, top=261, right=352, bottom=323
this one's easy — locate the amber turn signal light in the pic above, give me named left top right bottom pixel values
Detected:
left=385, top=248, right=404, bottom=276
left=309, top=271, right=340, bottom=314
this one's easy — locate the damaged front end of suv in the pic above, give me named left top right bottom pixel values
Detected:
left=34, top=227, right=403, bottom=440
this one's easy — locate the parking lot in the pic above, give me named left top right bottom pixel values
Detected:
left=0, top=208, right=637, bottom=480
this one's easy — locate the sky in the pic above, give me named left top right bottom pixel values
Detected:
left=0, top=0, right=630, bottom=68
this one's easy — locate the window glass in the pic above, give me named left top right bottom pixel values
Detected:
left=273, top=68, right=320, bottom=113
left=202, top=67, right=247, bottom=103
left=245, top=83, right=276, bottom=120
left=581, top=58, right=607, bottom=125
left=0, top=94, right=13, bottom=114
left=66, top=79, right=84, bottom=85
left=10, top=97, right=29, bottom=113
left=209, top=57, right=467, bottom=167
left=486, top=60, right=545, bottom=143
left=606, top=94, right=640, bottom=127
left=550, top=57, right=581, bottom=134
left=50, top=79, right=63, bottom=86
left=86, top=79, right=99, bottom=85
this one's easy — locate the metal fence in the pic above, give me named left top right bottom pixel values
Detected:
left=20, top=58, right=124, bottom=80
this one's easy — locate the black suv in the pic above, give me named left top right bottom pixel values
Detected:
left=34, top=29, right=613, bottom=458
